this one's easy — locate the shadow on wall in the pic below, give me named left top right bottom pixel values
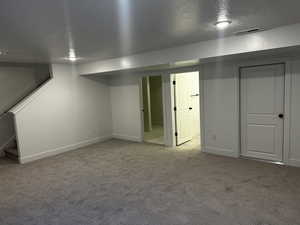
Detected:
left=0, top=113, right=14, bottom=157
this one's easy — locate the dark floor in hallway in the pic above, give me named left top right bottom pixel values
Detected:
left=0, top=139, right=300, bottom=225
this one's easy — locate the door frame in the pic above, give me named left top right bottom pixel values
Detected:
left=237, top=59, right=292, bottom=164
left=139, top=75, right=167, bottom=145
left=239, top=63, right=285, bottom=162
left=138, top=69, right=203, bottom=148
left=141, top=76, right=152, bottom=132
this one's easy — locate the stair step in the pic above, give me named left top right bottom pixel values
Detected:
left=4, top=148, right=19, bottom=161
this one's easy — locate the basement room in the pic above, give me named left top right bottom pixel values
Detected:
left=1, top=1, right=300, bottom=225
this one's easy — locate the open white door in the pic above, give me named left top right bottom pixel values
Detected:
left=174, top=73, right=193, bottom=145
left=240, top=64, right=285, bottom=161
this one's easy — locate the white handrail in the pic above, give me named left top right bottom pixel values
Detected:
left=9, top=78, right=53, bottom=115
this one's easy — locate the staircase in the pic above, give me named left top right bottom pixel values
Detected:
left=0, top=63, right=51, bottom=162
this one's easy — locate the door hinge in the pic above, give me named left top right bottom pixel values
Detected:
left=175, top=132, right=178, bottom=137
left=174, top=107, right=177, bottom=111
left=173, top=80, right=176, bottom=85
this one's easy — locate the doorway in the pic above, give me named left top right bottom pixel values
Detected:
left=141, top=75, right=164, bottom=145
left=173, top=71, right=201, bottom=147
left=240, top=64, right=285, bottom=162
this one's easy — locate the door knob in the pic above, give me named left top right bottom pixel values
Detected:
left=189, top=107, right=193, bottom=110
left=278, top=114, right=284, bottom=118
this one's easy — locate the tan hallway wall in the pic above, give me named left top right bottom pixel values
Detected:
left=149, top=76, right=163, bottom=126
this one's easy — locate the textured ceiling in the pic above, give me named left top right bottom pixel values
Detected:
left=1, top=0, right=300, bottom=63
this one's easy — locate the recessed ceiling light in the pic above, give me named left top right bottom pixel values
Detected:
left=63, top=56, right=79, bottom=62
left=68, top=49, right=77, bottom=62
left=215, top=20, right=232, bottom=30
left=68, top=57, right=77, bottom=62
left=121, top=59, right=131, bottom=67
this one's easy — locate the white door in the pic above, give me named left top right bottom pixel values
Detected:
left=174, top=73, right=193, bottom=145
left=240, top=64, right=285, bottom=161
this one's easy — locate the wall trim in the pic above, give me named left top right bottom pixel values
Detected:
left=199, top=67, right=206, bottom=152
left=19, top=135, right=112, bottom=164
left=286, top=159, right=300, bottom=168
left=162, top=74, right=175, bottom=147
left=283, top=61, right=292, bottom=165
left=112, top=133, right=142, bottom=142
left=138, top=77, right=146, bottom=143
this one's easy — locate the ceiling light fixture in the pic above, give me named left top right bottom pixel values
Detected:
left=68, top=49, right=77, bottom=62
left=121, top=59, right=131, bottom=67
left=68, top=56, right=77, bottom=62
left=215, top=20, right=232, bottom=30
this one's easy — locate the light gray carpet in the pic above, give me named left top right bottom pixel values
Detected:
left=0, top=139, right=300, bottom=225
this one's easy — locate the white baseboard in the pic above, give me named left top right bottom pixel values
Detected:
left=202, top=146, right=239, bottom=158
left=286, top=159, right=300, bottom=168
left=112, top=133, right=142, bottom=142
left=20, top=135, right=112, bottom=164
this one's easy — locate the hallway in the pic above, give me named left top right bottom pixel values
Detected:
left=144, top=125, right=164, bottom=145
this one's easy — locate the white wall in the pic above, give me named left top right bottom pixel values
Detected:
left=108, top=73, right=176, bottom=146
left=200, top=58, right=300, bottom=167
left=201, top=62, right=239, bottom=157
left=109, top=74, right=142, bottom=142
left=0, top=64, right=50, bottom=155
left=192, top=73, right=201, bottom=138
left=8, top=57, right=300, bottom=167
left=12, top=64, right=112, bottom=163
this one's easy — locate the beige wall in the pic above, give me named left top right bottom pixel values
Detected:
left=149, top=76, right=163, bottom=126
